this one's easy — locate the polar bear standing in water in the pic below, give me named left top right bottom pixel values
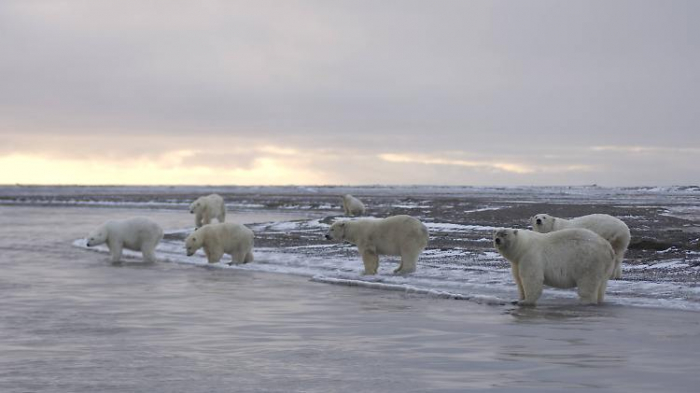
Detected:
left=86, top=217, right=163, bottom=263
left=190, top=194, right=226, bottom=228
left=493, top=228, right=614, bottom=306
left=531, top=213, right=631, bottom=279
left=185, top=222, right=254, bottom=265
left=341, top=194, right=365, bottom=216
left=325, top=215, right=428, bottom=275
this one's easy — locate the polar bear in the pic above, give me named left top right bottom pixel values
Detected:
left=185, top=222, right=254, bottom=265
left=189, top=194, right=226, bottom=228
left=531, top=213, right=631, bottom=279
left=86, top=217, right=163, bottom=263
left=341, top=194, right=365, bottom=216
left=493, top=228, right=614, bottom=306
left=324, top=215, right=429, bottom=275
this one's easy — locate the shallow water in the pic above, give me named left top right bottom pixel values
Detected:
left=1, top=206, right=700, bottom=392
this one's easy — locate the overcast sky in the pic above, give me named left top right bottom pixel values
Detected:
left=0, top=0, right=697, bottom=186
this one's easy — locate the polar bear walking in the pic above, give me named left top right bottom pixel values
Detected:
left=531, top=213, right=631, bottom=279
left=325, top=215, right=429, bottom=275
left=341, top=194, right=365, bottom=216
left=86, top=217, right=163, bottom=263
left=493, top=228, right=615, bottom=306
left=185, top=222, right=254, bottom=265
left=190, top=194, right=226, bottom=228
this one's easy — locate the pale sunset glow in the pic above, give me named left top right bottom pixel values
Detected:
left=0, top=151, right=326, bottom=186
left=0, top=1, right=697, bottom=186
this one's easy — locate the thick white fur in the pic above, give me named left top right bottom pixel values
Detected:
left=493, top=228, right=614, bottom=306
left=189, top=194, right=226, bottom=227
left=325, top=215, right=428, bottom=275
left=86, top=217, right=163, bottom=263
left=185, top=222, right=254, bottom=265
left=531, top=213, right=631, bottom=279
left=342, top=194, right=366, bottom=216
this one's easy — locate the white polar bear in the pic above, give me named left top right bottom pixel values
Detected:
left=493, top=228, right=614, bottom=306
left=341, top=194, right=365, bottom=216
left=189, top=194, right=226, bottom=228
left=185, top=222, right=254, bottom=265
left=531, top=213, right=631, bottom=279
left=86, top=217, right=163, bottom=263
left=324, top=215, right=429, bottom=275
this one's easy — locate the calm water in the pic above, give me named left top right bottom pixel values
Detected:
left=1, top=206, right=699, bottom=392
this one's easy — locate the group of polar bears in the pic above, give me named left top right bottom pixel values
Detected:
left=494, top=214, right=631, bottom=306
left=85, top=193, right=631, bottom=307
left=86, top=194, right=253, bottom=265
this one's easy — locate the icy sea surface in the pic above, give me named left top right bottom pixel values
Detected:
left=1, top=185, right=700, bottom=392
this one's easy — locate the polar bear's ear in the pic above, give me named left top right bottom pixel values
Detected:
left=339, top=222, right=346, bottom=227
left=513, top=230, right=518, bottom=235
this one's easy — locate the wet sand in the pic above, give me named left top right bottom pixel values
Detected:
left=1, top=205, right=700, bottom=392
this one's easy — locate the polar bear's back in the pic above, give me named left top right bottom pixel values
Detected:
left=567, top=214, right=630, bottom=244
left=521, top=228, right=614, bottom=288
left=203, top=193, right=224, bottom=205
left=203, top=222, right=254, bottom=253
left=372, top=215, right=428, bottom=255
left=108, top=217, right=163, bottom=250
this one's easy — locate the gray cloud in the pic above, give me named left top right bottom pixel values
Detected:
left=0, top=0, right=698, bottom=185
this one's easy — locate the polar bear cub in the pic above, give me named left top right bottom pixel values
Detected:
left=189, top=194, right=226, bottom=228
left=185, top=222, right=254, bottom=265
left=86, top=217, right=163, bottom=263
left=342, top=194, right=365, bottom=216
left=531, top=213, right=631, bottom=279
left=325, top=215, right=429, bottom=275
left=493, top=228, right=614, bottom=306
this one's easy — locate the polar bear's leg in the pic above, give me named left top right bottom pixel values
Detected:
left=108, top=242, right=123, bottom=263
left=231, top=249, right=249, bottom=265
left=202, top=210, right=212, bottom=226
left=576, top=278, right=600, bottom=305
left=510, top=263, right=525, bottom=301
left=519, top=281, right=542, bottom=307
left=195, top=212, right=203, bottom=228
left=205, top=245, right=224, bottom=263
left=597, top=279, right=608, bottom=304
left=396, top=250, right=417, bottom=274
left=612, top=253, right=623, bottom=279
left=518, top=262, right=543, bottom=306
left=610, top=234, right=629, bottom=279
left=361, top=249, right=379, bottom=275
left=218, top=208, right=226, bottom=223
left=244, top=251, right=254, bottom=263
left=141, top=242, right=157, bottom=263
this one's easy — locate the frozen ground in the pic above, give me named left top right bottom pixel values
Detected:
left=2, top=190, right=700, bottom=392
left=4, top=185, right=697, bottom=311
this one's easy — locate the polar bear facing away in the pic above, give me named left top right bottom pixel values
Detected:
left=325, top=215, right=429, bottom=275
left=185, top=222, right=254, bottom=265
left=190, top=194, right=226, bottom=228
left=531, top=213, right=631, bottom=279
left=86, top=217, right=163, bottom=263
left=493, top=228, right=614, bottom=306
left=342, top=194, right=365, bottom=216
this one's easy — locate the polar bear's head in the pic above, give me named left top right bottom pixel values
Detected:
left=325, top=221, right=346, bottom=241
left=531, top=214, right=555, bottom=233
left=189, top=198, right=203, bottom=214
left=185, top=229, right=204, bottom=256
left=86, top=225, right=108, bottom=247
left=493, top=228, right=519, bottom=253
